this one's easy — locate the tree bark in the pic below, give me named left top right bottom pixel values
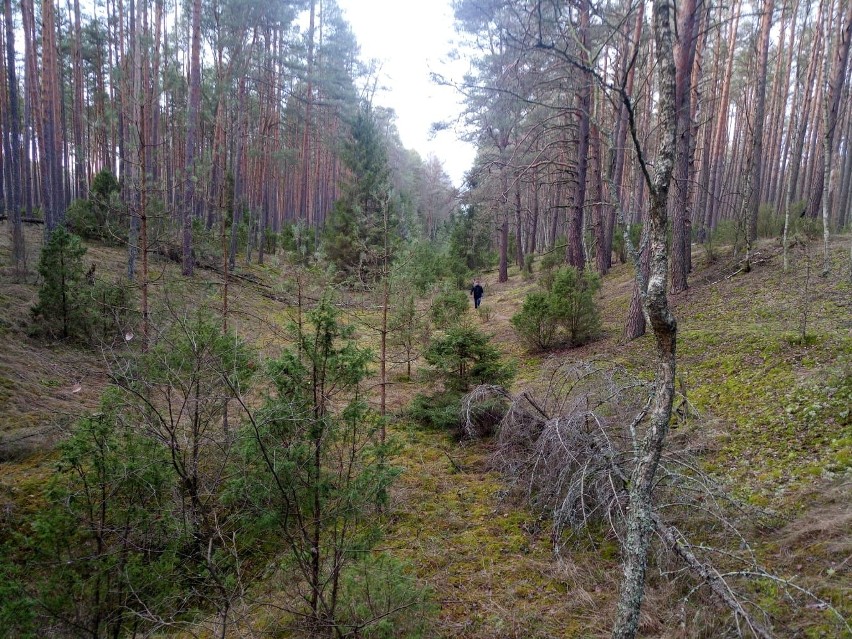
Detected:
left=819, top=0, right=852, bottom=271
left=3, top=0, right=24, bottom=271
left=746, top=0, right=775, bottom=244
left=704, top=1, right=741, bottom=233
left=670, top=0, right=702, bottom=293
left=567, top=0, right=590, bottom=271
left=514, top=170, right=524, bottom=269
left=39, top=0, right=64, bottom=232
left=182, top=0, right=201, bottom=276
left=612, top=0, right=678, bottom=636
left=72, top=0, right=86, bottom=199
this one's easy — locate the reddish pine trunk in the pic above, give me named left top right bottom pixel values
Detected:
left=670, top=0, right=702, bottom=293
left=746, top=0, right=775, bottom=243
left=3, top=0, right=24, bottom=270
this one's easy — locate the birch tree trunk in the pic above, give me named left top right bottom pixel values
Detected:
left=612, top=0, right=678, bottom=635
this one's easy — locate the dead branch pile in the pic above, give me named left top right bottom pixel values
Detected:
left=464, top=359, right=648, bottom=539
left=460, top=359, right=850, bottom=637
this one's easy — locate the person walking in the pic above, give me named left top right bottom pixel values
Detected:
left=470, top=279, right=484, bottom=309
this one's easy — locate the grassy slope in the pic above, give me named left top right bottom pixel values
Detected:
left=1, top=223, right=849, bottom=637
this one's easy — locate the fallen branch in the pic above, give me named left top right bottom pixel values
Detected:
left=709, top=248, right=782, bottom=286
left=0, top=214, right=44, bottom=224
left=441, top=448, right=466, bottom=473
left=653, top=513, right=774, bottom=639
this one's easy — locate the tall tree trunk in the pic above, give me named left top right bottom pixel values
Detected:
left=40, top=0, right=64, bottom=232
left=20, top=0, right=37, bottom=220
left=765, top=0, right=797, bottom=208
left=705, top=1, right=741, bottom=233
left=127, top=0, right=139, bottom=279
left=182, top=0, right=201, bottom=276
left=72, top=0, right=86, bottom=199
left=498, top=155, right=509, bottom=282
left=300, top=0, right=315, bottom=227
left=788, top=0, right=825, bottom=207
left=784, top=0, right=826, bottom=269
left=671, top=0, right=702, bottom=293
left=612, top=0, right=677, bottom=635
left=819, top=0, right=852, bottom=272
left=607, top=0, right=644, bottom=271
left=3, top=0, right=24, bottom=270
left=567, top=0, right=590, bottom=271
left=149, top=0, right=162, bottom=185
left=514, top=170, right=524, bottom=269
left=747, top=0, right=775, bottom=246
left=229, top=76, right=248, bottom=272
left=528, top=165, right=539, bottom=255
left=837, top=108, right=852, bottom=228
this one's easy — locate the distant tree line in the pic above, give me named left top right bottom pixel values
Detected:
left=452, top=0, right=852, bottom=332
left=0, top=0, right=458, bottom=278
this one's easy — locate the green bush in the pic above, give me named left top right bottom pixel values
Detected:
left=395, top=241, right=448, bottom=295
left=280, top=222, right=317, bottom=264
left=66, top=170, right=123, bottom=243
left=612, top=223, right=643, bottom=264
left=88, top=278, right=135, bottom=343
left=337, top=554, right=436, bottom=638
left=551, top=266, right=601, bottom=345
left=21, top=405, right=183, bottom=637
left=409, top=324, right=514, bottom=433
left=407, top=390, right=464, bottom=431
left=511, top=266, right=601, bottom=351
left=65, top=199, right=98, bottom=240
left=756, top=204, right=783, bottom=239
left=510, top=291, right=558, bottom=351
left=31, top=228, right=89, bottom=340
left=430, top=286, right=470, bottom=328
left=538, top=244, right=566, bottom=291
left=424, top=325, right=514, bottom=393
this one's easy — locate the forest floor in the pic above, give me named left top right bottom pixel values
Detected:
left=0, top=223, right=850, bottom=638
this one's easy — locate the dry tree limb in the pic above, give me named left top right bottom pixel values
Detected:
left=652, top=513, right=774, bottom=639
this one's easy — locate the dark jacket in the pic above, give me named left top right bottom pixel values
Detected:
left=471, top=284, right=484, bottom=299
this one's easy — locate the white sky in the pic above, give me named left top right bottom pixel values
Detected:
left=335, top=0, right=476, bottom=186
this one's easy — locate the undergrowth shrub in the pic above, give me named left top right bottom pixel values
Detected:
left=31, top=227, right=136, bottom=344
left=88, top=278, right=136, bottom=343
left=31, top=227, right=89, bottom=340
left=424, top=325, right=514, bottom=393
left=407, top=391, right=464, bottom=431
left=65, top=199, right=99, bottom=240
left=430, top=286, right=469, bottom=328
left=538, top=244, right=566, bottom=291
left=511, top=266, right=601, bottom=351
left=20, top=402, right=183, bottom=637
left=66, top=170, right=123, bottom=243
left=396, top=241, right=448, bottom=295
left=477, top=302, right=492, bottom=322
left=337, top=554, right=436, bottom=638
left=612, top=223, right=643, bottom=264
left=409, top=325, right=514, bottom=434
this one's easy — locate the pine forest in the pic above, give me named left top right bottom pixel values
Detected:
left=0, top=0, right=850, bottom=637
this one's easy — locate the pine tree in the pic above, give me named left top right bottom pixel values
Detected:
left=325, top=103, right=395, bottom=283
left=31, top=227, right=87, bottom=339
